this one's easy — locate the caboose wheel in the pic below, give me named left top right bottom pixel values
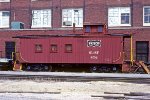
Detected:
left=90, top=66, right=98, bottom=73
left=33, top=65, right=41, bottom=71
left=44, top=66, right=49, bottom=71
left=48, top=65, right=52, bottom=72
left=26, top=66, right=31, bottom=71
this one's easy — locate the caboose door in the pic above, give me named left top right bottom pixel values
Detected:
left=5, top=41, right=15, bottom=59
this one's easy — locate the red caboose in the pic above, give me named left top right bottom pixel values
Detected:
left=13, top=23, right=125, bottom=72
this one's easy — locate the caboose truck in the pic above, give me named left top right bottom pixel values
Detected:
left=12, top=23, right=150, bottom=73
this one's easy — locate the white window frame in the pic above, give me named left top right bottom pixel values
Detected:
left=0, top=0, right=10, bottom=2
left=31, top=0, right=37, bottom=1
left=62, top=8, right=83, bottom=27
left=0, top=11, right=10, bottom=28
left=31, top=9, right=51, bottom=28
left=143, top=6, right=150, bottom=26
left=108, top=7, right=131, bottom=27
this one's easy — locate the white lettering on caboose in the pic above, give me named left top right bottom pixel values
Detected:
left=89, top=51, right=99, bottom=55
left=89, top=51, right=99, bottom=60
left=90, top=56, right=98, bottom=60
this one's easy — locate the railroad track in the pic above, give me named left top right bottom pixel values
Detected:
left=0, top=91, right=150, bottom=100
left=92, top=92, right=150, bottom=100
left=0, top=71, right=150, bottom=83
left=0, top=71, right=149, bottom=99
left=0, top=91, right=149, bottom=100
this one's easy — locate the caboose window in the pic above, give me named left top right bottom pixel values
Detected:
left=98, top=26, right=103, bottom=32
left=50, top=44, right=57, bottom=53
left=65, top=44, right=72, bottom=53
left=35, top=44, right=42, bottom=53
left=85, top=26, right=91, bottom=32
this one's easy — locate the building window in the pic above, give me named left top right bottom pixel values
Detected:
left=31, top=0, right=37, bottom=1
left=65, top=44, right=72, bottom=53
left=0, top=0, right=10, bottom=2
left=143, top=6, right=150, bottom=26
left=32, top=9, right=51, bottom=28
left=35, top=44, right=43, bottom=53
left=50, top=44, right=57, bottom=53
left=136, top=41, right=149, bottom=62
left=108, top=7, right=131, bottom=27
left=62, top=8, right=83, bottom=27
left=0, top=11, right=10, bottom=28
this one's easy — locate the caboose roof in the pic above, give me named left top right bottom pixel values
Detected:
left=13, top=34, right=84, bottom=39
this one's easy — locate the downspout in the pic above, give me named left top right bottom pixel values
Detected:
left=130, top=34, right=134, bottom=66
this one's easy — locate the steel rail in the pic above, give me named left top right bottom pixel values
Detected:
left=0, top=71, right=149, bottom=83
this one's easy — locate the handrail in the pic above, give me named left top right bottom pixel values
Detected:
left=0, top=51, right=2, bottom=58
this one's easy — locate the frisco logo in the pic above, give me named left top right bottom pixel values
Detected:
left=87, top=40, right=101, bottom=47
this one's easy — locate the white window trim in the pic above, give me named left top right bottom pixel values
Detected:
left=143, top=6, right=150, bottom=26
left=0, top=0, right=10, bottom=2
left=31, top=9, right=51, bottom=28
left=62, top=8, right=83, bottom=27
left=0, top=11, right=10, bottom=28
left=108, top=7, right=131, bottom=27
left=31, top=0, right=37, bottom=1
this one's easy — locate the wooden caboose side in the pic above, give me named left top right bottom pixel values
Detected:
left=12, top=23, right=125, bottom=72
left=12, top=23, right=150, bottom=74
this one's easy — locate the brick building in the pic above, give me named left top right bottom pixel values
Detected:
left=0, top=0, right=150, bottom=63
